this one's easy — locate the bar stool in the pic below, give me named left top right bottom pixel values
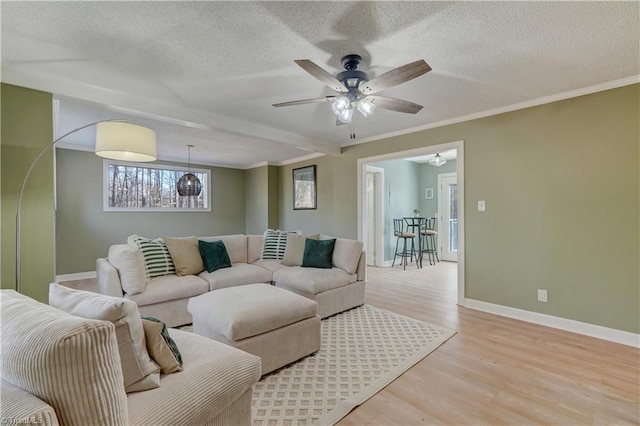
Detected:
left=404, top=216, right=425, bottom=268
left=392, top=218, right=416, bottom=270
left=420, top=217, right=440, bottom=266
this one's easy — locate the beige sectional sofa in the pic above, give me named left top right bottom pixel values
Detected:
left=97, top=234, right=366, bottom=327
left=0, top=289, right=261, bottom=426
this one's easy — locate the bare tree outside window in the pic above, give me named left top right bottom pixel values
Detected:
left=104, top=161, right=210, bottom=211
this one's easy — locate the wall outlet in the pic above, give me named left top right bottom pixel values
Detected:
left=478, top=200, right=486, bottom=211
left=537, top=289, right=548, bottom=303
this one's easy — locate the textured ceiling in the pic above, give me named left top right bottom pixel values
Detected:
left=2, top=1, right=638, bottom=168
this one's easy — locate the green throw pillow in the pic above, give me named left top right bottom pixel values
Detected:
left=301, top=238, right=336, bottom=269
left=198, top=240, right=232, bottom=273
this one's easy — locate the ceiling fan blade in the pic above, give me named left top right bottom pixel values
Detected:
left=358, top=60, right=431, bottom=95
left=367, top=95, right=423, bottom=114
left=294, top=60, right=348, bottom=93
left=272, top=96, right=336, bottom=107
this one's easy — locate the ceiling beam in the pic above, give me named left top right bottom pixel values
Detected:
left=1, top=64, right=341, bottom=156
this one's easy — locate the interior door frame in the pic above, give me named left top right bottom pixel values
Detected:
left=357, top=140, right=466, bottom=306
left=365, top=165, right=385, bottom=266
left=438, top=172, right=458, bottom=262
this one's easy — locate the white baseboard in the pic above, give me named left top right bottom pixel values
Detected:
left=56, top=271, right=97, bottom=283
left=464, top=298, right=639, bottom=348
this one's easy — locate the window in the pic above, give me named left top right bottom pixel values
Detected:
left=103, top=160, right=210, bottom=212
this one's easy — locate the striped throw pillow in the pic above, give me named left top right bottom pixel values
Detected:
left=261, top=229, right=298, bottom=260
left=128, top=235, right=176, bottom=279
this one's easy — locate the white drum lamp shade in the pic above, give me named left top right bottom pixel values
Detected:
left=95, top=122, right=157, bottom=162
left=16, top=119, right=157, bottom=294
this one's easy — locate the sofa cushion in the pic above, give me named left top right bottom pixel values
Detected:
left=302, top=238, right=336, bottom=269
left=108, top=244, right=147, bottom=295
left=282, top=233, right=320, bottom=266
left=128, top=235, right=176, bottom=279
left=200, top=234, right=247, bottom=264
left=126, top=274, right=209, bottom=306
left=198, top=240, right=232, bottom=273
left=199, top=263, right=273, bottom=290
left=141, top=316, right=183, bottom=374
left=247, top=234, right=264, bottom=264
left=0, top=290, right=128, bottom=425
left=1, top=380, right=59, bottom=426
left=127, top=328, right=261, bottom=425
left=252, top=259, right=289, bottom=273
left=333, top=238, right=365, bottom=274
left=261, top=229, right=298, bottom=260
left=273, top=266, right=357, bottom=294
left=48, top=284, right=160, bottom=393
left=164, top=236, right=205, bottom=276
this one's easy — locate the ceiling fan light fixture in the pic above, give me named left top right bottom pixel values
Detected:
left=337, top=106, right=354, bottom=124
left=428, top=153, right=447, bottom=167
left=356, top=98, right=376, bottom=118
left=331, top=96, right=350, bottom=115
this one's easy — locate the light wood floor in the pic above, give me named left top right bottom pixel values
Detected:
left=338, top=262, right=639, bottom=425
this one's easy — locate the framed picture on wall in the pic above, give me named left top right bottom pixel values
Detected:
left=425, top=187, right=434, bottom=199
left=293, top=165, right=317, bottom=210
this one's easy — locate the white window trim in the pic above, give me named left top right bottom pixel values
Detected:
left=103, top=159, right=211, bottom=212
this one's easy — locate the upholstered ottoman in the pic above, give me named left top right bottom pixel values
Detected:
left=187, top=284, right=321, bottom=375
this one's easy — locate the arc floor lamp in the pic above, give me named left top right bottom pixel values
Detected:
left=16, top=119, right=157, bottom=293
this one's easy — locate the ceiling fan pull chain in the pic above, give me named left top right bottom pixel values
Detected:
left=350, top=122, right=356, bottom=140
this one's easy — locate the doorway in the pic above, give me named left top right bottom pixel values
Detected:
left=365, top=165, right=384, bottom=267
left=438, top=173, right=458, bottom=262
left=357, top=140, right=466, bottom=306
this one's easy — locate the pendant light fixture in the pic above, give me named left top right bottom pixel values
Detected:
left=177, top=144, right=202, bottom=196
left=428, top=153, right=447, bottom=167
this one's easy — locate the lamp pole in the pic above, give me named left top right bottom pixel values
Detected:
left=15, top=119, right=124, bottom=293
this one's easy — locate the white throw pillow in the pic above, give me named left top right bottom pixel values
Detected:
left=108, top=244, right=148, bottom=295
left=332, top=238, right=364, bottom=275
left=48, top=284, right=160, bottom=393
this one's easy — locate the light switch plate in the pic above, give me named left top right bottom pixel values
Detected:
left=537, top=289, right=548, bottom=302
left=478, top=200, right=486, bottom=211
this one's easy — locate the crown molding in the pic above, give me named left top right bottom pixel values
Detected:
left=276, top=152, right=327, bottom=166
left=346, top=75, right=640, bottom=147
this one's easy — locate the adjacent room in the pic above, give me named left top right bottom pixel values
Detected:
left=1, top=2, right=638, bottom=425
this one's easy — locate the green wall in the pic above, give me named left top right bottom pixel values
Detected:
left=267, top=165, right=280, bottom=230
left=1, top=84, right=54, bottom=302
left=280, top=84, right=639, bottom=333
left=56, top=149, right=246, bottom=274
left=280, top=157, right=356, bottom=237
left=245, top=166, right=268, bottom=234
left=245, top=164, right=280, bottom=235
left=419, top=160, right=457, bottom=219
left=370, top=159, right=422, bottom=262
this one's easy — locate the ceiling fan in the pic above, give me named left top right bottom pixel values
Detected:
left=272, top=54, right=432, bottom=128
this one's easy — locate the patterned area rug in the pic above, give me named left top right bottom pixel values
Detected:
left=251, top=305, right=456, bottom=426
